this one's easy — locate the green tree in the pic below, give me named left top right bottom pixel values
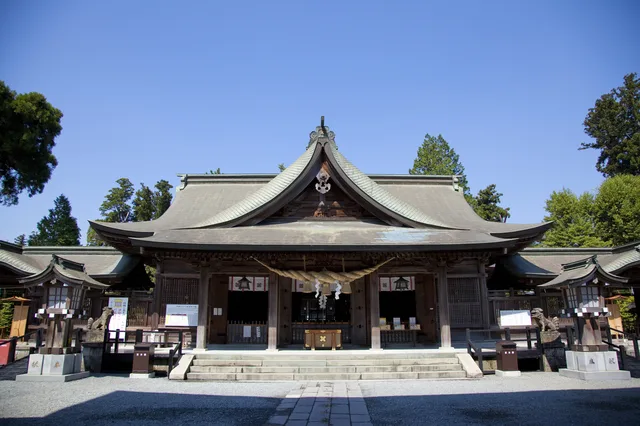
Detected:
left=278, top=163, right=286, bottom=172
left=86, top=226, right=105, bottom=246
left=13, top=234, right=26, bottom=246
left=153, top=179, right=173, bottom=218
left=132, top=183, right=155, bottom=222
left=472, top=184, right=511, bottom=222
left=410, top=134, right=470, bottom=195
left=207, top=168, right=221, bottom=174
left=0, top=301, right=13, bottom=338
left=540, top=189, right=610, bottom=248
left=131, top=180, right=173, bottom=221
left=0, top=81, right=63, bottom=206
left=593, top=174, right=640, bottom=246
left=99, top=178, right=134, bottom=223
left=28, top=194, right=81, bottom=246
left=580, top=73, right=640, bottom=177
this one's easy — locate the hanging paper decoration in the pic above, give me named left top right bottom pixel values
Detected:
left=335, top=281, right=342, bottom=300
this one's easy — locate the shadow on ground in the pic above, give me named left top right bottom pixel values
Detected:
left=3, top=387, right=640, bottom=426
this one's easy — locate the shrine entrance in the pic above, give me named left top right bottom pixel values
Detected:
left=378, top=276, right=420, bottom=347
left=225, top=276, right=269, bottom=344
left=290, top=281, right=352, bottom=345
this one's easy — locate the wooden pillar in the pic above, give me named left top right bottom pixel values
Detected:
left=196, top=265, right=210, bottom=350
left=368, top=272, right=381, bottom=350
left=278, top=278, right=292, bottom=346
left=268, top=273, right=279, bottom=351
left=150, top=262, right=163, bottom=329
left=350, top=279, right=367, bottom=345
left=478, top=260, right=491, bottom=329
left=437, top=265, right=452, bottom=348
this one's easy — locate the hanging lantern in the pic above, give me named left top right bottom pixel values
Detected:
left=394, top=276, right=410, bottom=291
left=236, top=276, right=252, bottom=291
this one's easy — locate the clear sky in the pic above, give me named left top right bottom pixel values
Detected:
left=1, top=1, right=638, bottom=243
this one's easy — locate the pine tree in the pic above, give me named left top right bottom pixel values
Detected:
left=13, top=234, right=26, bottom=246
left=472, top=184, right=511, bottom=222
left=28, top=194, right=81, bottom=246
left=153, top=179, right=173, bottom=219
left=0, top=302, right=13, bottom=338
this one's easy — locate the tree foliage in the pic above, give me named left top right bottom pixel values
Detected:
left=580, top=73, right=640, bottom=177
left=0, top=81, right=63, bottom=206
left=0, top=301, right=13, bottom=338
left=13, top=234, right=25, bottom=246
left=88, top=178, right=173, bottom=245
left=409, top=133, right=510, bottom=222
left=28, top=194, right=81, bottom=246
left=410, top=134, right=470, bottom=195
left=207, top=168, right=221, bottom=174
left=593, top=174, right=640, bottom=246
left=278, top=163, right=286, bottom=172
left=472, top=184, right=511, bottom=222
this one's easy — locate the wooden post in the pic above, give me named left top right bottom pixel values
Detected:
left=437, top=265, right=452, bottom=348
left=478, top=260, right=491, bottom=329
left=196, top=265, right=210, bottom=350
left=268, top=273, right=279, bottom=351
left=278, top=278, right=292, bottom=346
left=150, top=262, right=163, bottom=329
left=369, top=272, right=381, bottom=350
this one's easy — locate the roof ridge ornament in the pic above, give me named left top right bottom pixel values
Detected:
left=308, top=116, right=336, bottom=148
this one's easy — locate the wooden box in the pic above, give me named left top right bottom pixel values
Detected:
left=304, top=329, right=342, bottom=350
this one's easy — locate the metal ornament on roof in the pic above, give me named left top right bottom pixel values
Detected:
left=315, top=168, right=331, bottom=194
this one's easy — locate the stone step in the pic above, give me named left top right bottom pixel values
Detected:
left=186, top=370, right=467, bottom=381
left=192, top=357, right=460, bottom=367
left=189, top=363, right=463, bottom=374
left=192, top=352, right=455, bottom=360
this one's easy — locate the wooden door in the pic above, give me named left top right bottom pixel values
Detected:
left=415, top=274, right=437, bottom=342
left=208, top=276, right=228, bottom=344
left=10, top=305, right=28, bottom=337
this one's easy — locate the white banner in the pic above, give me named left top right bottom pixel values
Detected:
left=165, top=304, right=199, bottom=327
left=108, top=297, right=128, bottom=340
left=499, top=310, right=532, bottom=327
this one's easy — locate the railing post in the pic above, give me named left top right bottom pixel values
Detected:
left=466, top=329, right=471, bottom=355
left=526, top=328, right=532, bottom=349
left=535, top=328, right=543, bottom=371
left=36, top=328, right=43, bottom=349
left=606, top=325, right=612, bottom=346
left=8, top=337, right=17, bottom=364
left=633, top=335, right=639, bottom=360
left=135, top=329, right=143, bottom=343
left=179, top=330, right=183, bottom=356
left=477, top=349, right=483, bottom=374
left=114, top=330, right=120, bottom=354
left=505, top=328, right=511, bottom=341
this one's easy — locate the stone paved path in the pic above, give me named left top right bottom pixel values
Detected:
left=266, top=381, right=372, bottom=426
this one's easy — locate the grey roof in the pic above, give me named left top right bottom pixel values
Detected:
left=19, top=255, right=109, bottom=289
left=90, top=124, right=551, bottom=251
left=538, top=256, right=628, bottom=289
left=501, top=243, right=640, bottom=278
left=0, top=244, right=139, bottom=279
left=131, top=219, right=518, bottom=251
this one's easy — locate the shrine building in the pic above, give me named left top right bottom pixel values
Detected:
left=85, top=123, right=552, bottom=350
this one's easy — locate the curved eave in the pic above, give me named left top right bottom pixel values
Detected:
left=489, top=222, right=554, bottom=240
left=324, top=142, right=462, bottom=230
left=89, top=221, right=155, bottom=238
left=539, top=263, right=629, bottom=289
left=18, top=264, right=109, bottom=289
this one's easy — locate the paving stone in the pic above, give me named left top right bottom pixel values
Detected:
left=285, top=421, right=308, bottom=426
left=349, top=403, right=368, bottom=414
left=292, top=405, right=313, bottom=414
left=297, top=398, right=316, bottom=406
left=351, top=414, right=371, bottom=423
left=308, top=422, right=328, bottom=426
left=267, top=415, right=288, bottom=425
left=331, top=404, right=350, bottom=414
left=331, top=398, right=349, bottom=405
left=352, top=423, right=373, bottom=426
left=329, top=419, right=351, bottom=426
left=288, top=412, right=310, bottom=420
left=330, top=414, right=351, bottom=420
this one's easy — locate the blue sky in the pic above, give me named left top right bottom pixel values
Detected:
left=1, top=1, right=638, bottom=243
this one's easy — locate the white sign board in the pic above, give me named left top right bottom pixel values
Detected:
left=165, top=304, right=199, bottom=327
left=108, top=297, right=128, bottom=340
left=499, top=310, right=532, bottom=327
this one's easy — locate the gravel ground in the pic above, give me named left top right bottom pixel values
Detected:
left=0, top=375, right=294, bottom=426
left=360, top=373, right=640, bottom=426
left=1, top=373, right=639, bottom=426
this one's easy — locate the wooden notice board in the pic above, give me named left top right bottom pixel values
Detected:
left=10, top=305, right=28, bottom=337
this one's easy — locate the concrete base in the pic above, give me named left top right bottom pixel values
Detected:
left=559, top=369, right=631, bottom=381
left=169, top=354, right=194, bottom=380
left=456, top=353, right=483, bottom=378
left=192, top=348, right=208, bottom=353
left=495, top=369, right=521, bottom=377
left=16, top=371, right=90, bottom=383
left=130, top=372, right=156, bottom=379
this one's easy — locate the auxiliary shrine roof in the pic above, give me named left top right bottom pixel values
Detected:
left=90, top=124, right=551, bottom=253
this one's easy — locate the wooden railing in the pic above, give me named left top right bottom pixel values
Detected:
left=466, top=327, right=544, bottom=374
left=0, top=329, right=44, bottom=365
left=226, top=321, right=267, bottom=344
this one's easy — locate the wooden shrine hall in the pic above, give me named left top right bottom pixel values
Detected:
left=89, top=121, right=551, bottom=351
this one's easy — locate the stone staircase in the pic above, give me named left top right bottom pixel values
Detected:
left=186, top=351, right=468, bottom=381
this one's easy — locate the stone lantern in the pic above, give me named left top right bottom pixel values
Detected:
left=15, top=255, right=109, bottom=382
left=538, top=256, right=630, bottom=380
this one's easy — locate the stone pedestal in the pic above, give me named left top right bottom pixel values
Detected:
left=495, top=370, right=521, bottom=377
left=560, top=350, right=631, bottom=380
left=538, top=332, right=566, bottom=372
left=16, top=353, right=89, bottom=382
left=81, top=342, right=104, bottom=373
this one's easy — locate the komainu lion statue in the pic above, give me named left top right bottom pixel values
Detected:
left=531, top=307, right=559, bottom=332
left=87, top=306, right=114, bottom=330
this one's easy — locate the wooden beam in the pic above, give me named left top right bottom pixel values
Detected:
left=368, top=272, right=381, bottom=350
left=196, top=265, right=210, bottom=350
left=267, top=272, right=279, bottom=351
left=437, top=265, right=451, bottom=348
